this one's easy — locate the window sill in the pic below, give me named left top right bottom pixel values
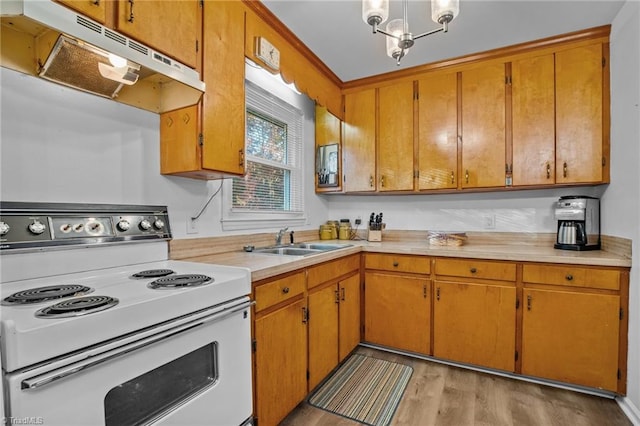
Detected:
left=221, top=215, right=307, bottom=231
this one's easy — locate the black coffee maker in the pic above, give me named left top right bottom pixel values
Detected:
left=554, top=196, right=601, bottom=251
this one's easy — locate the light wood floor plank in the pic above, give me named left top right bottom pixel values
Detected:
left=280, top=346, right=631, bottom=426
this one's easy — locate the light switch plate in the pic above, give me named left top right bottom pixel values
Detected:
left=256, top=37, right=280, bottom=70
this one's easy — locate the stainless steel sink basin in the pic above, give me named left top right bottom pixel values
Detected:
left=250, top=243, right=352, bottom=256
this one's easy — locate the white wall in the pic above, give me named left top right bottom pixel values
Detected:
left=605, top=0, right=640, bottom=422
left=0, top=65, right=329, bottom=239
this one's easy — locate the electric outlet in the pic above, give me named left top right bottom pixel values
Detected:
left=187, top=216, right=199, bottom=234
left=483, top=214, right=496, bottom=230
left=355, top=216, right=362, bottom=226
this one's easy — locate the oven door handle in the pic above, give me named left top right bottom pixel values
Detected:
left=21, top=300, right=254, bottom=390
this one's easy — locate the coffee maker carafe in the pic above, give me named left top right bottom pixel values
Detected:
left=554, top=196, right=600, bottom=250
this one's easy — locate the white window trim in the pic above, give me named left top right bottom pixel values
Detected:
left=221, top=77, right=307, bottom=232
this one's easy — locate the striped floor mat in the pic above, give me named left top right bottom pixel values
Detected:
left=308, top=353, right=413, bottom=426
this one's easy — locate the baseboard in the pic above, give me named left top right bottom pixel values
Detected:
left=617, top=396, right=640, bottom=425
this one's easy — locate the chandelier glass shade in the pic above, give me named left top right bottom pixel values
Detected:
left=362, top=0, right=460, bottom=65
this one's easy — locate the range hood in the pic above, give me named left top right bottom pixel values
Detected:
left=1, top=0, right=205, bottom=113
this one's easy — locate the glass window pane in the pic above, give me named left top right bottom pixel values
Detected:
left=233, top=161, right=290, bottom=211
left=104, top=343, right=218, bottom=426
left=246, top=110, right=287, bottom=164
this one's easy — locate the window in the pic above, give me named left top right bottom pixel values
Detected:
left=222, top=80, right=305, bottom=230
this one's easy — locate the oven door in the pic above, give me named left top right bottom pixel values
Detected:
left=5, top=299, right=253, bottom=426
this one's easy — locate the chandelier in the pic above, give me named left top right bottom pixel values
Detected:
left=362, top=0, right=460, bottom=65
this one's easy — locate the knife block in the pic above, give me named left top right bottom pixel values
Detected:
left=367, top=230, right=382, bottom=242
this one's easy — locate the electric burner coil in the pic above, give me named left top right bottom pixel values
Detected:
left=35, top=296, right=119, bottom=318
left=2, top=285, right=93, bottom=305
left=148, top=274, right=214, bottom=289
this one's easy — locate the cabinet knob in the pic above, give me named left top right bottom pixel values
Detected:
left=282, top=287, right=290, bottom=294
left=470, top=267, right=477, bottom=274
left=393, top=261, right=399, bottom=267
left=565, top=274, right=573, bottom=281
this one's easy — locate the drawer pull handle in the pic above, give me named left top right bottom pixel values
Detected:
left=470, top=267, right=477, bottom=274
left=302, top=307, right=308, bottom=323
left=341, top=287, right=346, bottom=301
left=436, top=287, right=440, bottom=301
left=565, top=274, right=573, bottom=281
left=282, top=287, right=290, bottom=294
left=527, top=295, right=532, bottom=311
left=423, top=284, right=427, bottom=299
left=393, top=261, right=399, bottom=267
left=335, top=290, right=340, bottom=304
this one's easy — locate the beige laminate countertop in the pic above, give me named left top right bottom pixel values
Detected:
left=182, top=238, right=632, bottom=282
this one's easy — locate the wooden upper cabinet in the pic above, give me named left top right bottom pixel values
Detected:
left=378, top=81, right=415, bottom=191
left=200, top=0, right=245, bottom=176
left=115, top=0, right=200, bottom=69
left=556, top=43, right=604, bottom=184
left=343, top=89, right=376, bottom=192
left=56, top=0, right=107, bottom=24
left=511, top=54, right=556, bottom=186
left=461, top=63, right=506, bottom=188
left=315, top=105, right=342, bottom=192
left=417, top=71, right=458, bottom=190
left=160, top=1, right=245, bottom=179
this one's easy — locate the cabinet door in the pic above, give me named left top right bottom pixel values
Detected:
left=522, top=288, right=619, bottom=391
left=56, top=0, right=107, bottom=24
left=364, top=272, right=430, bottom=354
left=378, top=81, right=414, bottom=191
left=339, top=274, right=361, bottom=361
left=254, top=298, right=308, bottom=426
left=556, top=43, right=604, bottom=184
left=201, top=0, right=246, bottom=176
left=433, top=281, right=516, bottom=371
left=461, top=63, right=506, bottom=188
left=115, top=0, right=199, bottom=68
left=417, top=72, right=458, bottom=190
left=315, top=105, right=342, bottom=192
left=512, top=54, right=555, bottom=186
left=308, top=284, right=339, bottom=391
left=343, top=89, right=376, bottom=192
left=160, top=105, right=199, bottom=175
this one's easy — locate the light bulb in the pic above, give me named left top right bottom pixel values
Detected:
left=362, top=0, right=389, bottom=26
left=108, top=53, right=127, bottom=68
left=431, top=0, right=459, bottom=24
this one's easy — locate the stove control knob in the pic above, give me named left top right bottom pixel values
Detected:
left=117, top=220, right=131, bottom=232
left=153, top=219, right=165, bottom=230
left=0, top=221, right=10, bottom=236
left=139, top=219, right=152, bottom=230
left=28, top=220, right=46, bottom=235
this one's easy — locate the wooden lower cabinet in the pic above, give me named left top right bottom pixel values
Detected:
left=253, top=272, right=307, bottom=426
left=522, top=288, right=620, bottom=391
left=433, top=280, right=516, bottom=371
left=308, top=273, right=361, bottom=390
left=364, top=271, right=430, bottom=354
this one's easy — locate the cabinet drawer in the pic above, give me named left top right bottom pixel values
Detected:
left=523, top=264, right=620, bottom=290
left=435, top=258, right=516, bottom=281
left=308, top=254, right=360, bottom=289
left=365, top=253, right=430, bottom=274
left=254, top=271, right=306, bottom=312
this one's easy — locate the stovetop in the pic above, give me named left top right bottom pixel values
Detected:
left=1, top=259, right=251, bottom=373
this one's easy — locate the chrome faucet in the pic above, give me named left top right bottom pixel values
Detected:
left=275, top=227, right=289, bottom=245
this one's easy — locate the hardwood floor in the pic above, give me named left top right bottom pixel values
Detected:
left=280, top=346, right=631, bottom=426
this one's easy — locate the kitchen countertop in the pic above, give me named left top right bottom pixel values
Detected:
left=182, top=237, right=632, bottom=282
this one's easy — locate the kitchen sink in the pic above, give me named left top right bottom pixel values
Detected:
left=249, top=243, right=352, bottom=257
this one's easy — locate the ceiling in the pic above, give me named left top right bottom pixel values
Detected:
left=261, top=0, right=625, bottom=82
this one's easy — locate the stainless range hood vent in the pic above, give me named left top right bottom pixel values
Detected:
left=1, top=0, right=205, bottom=113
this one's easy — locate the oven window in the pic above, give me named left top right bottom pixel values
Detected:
left=104, top=342, right=218, bottom=426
